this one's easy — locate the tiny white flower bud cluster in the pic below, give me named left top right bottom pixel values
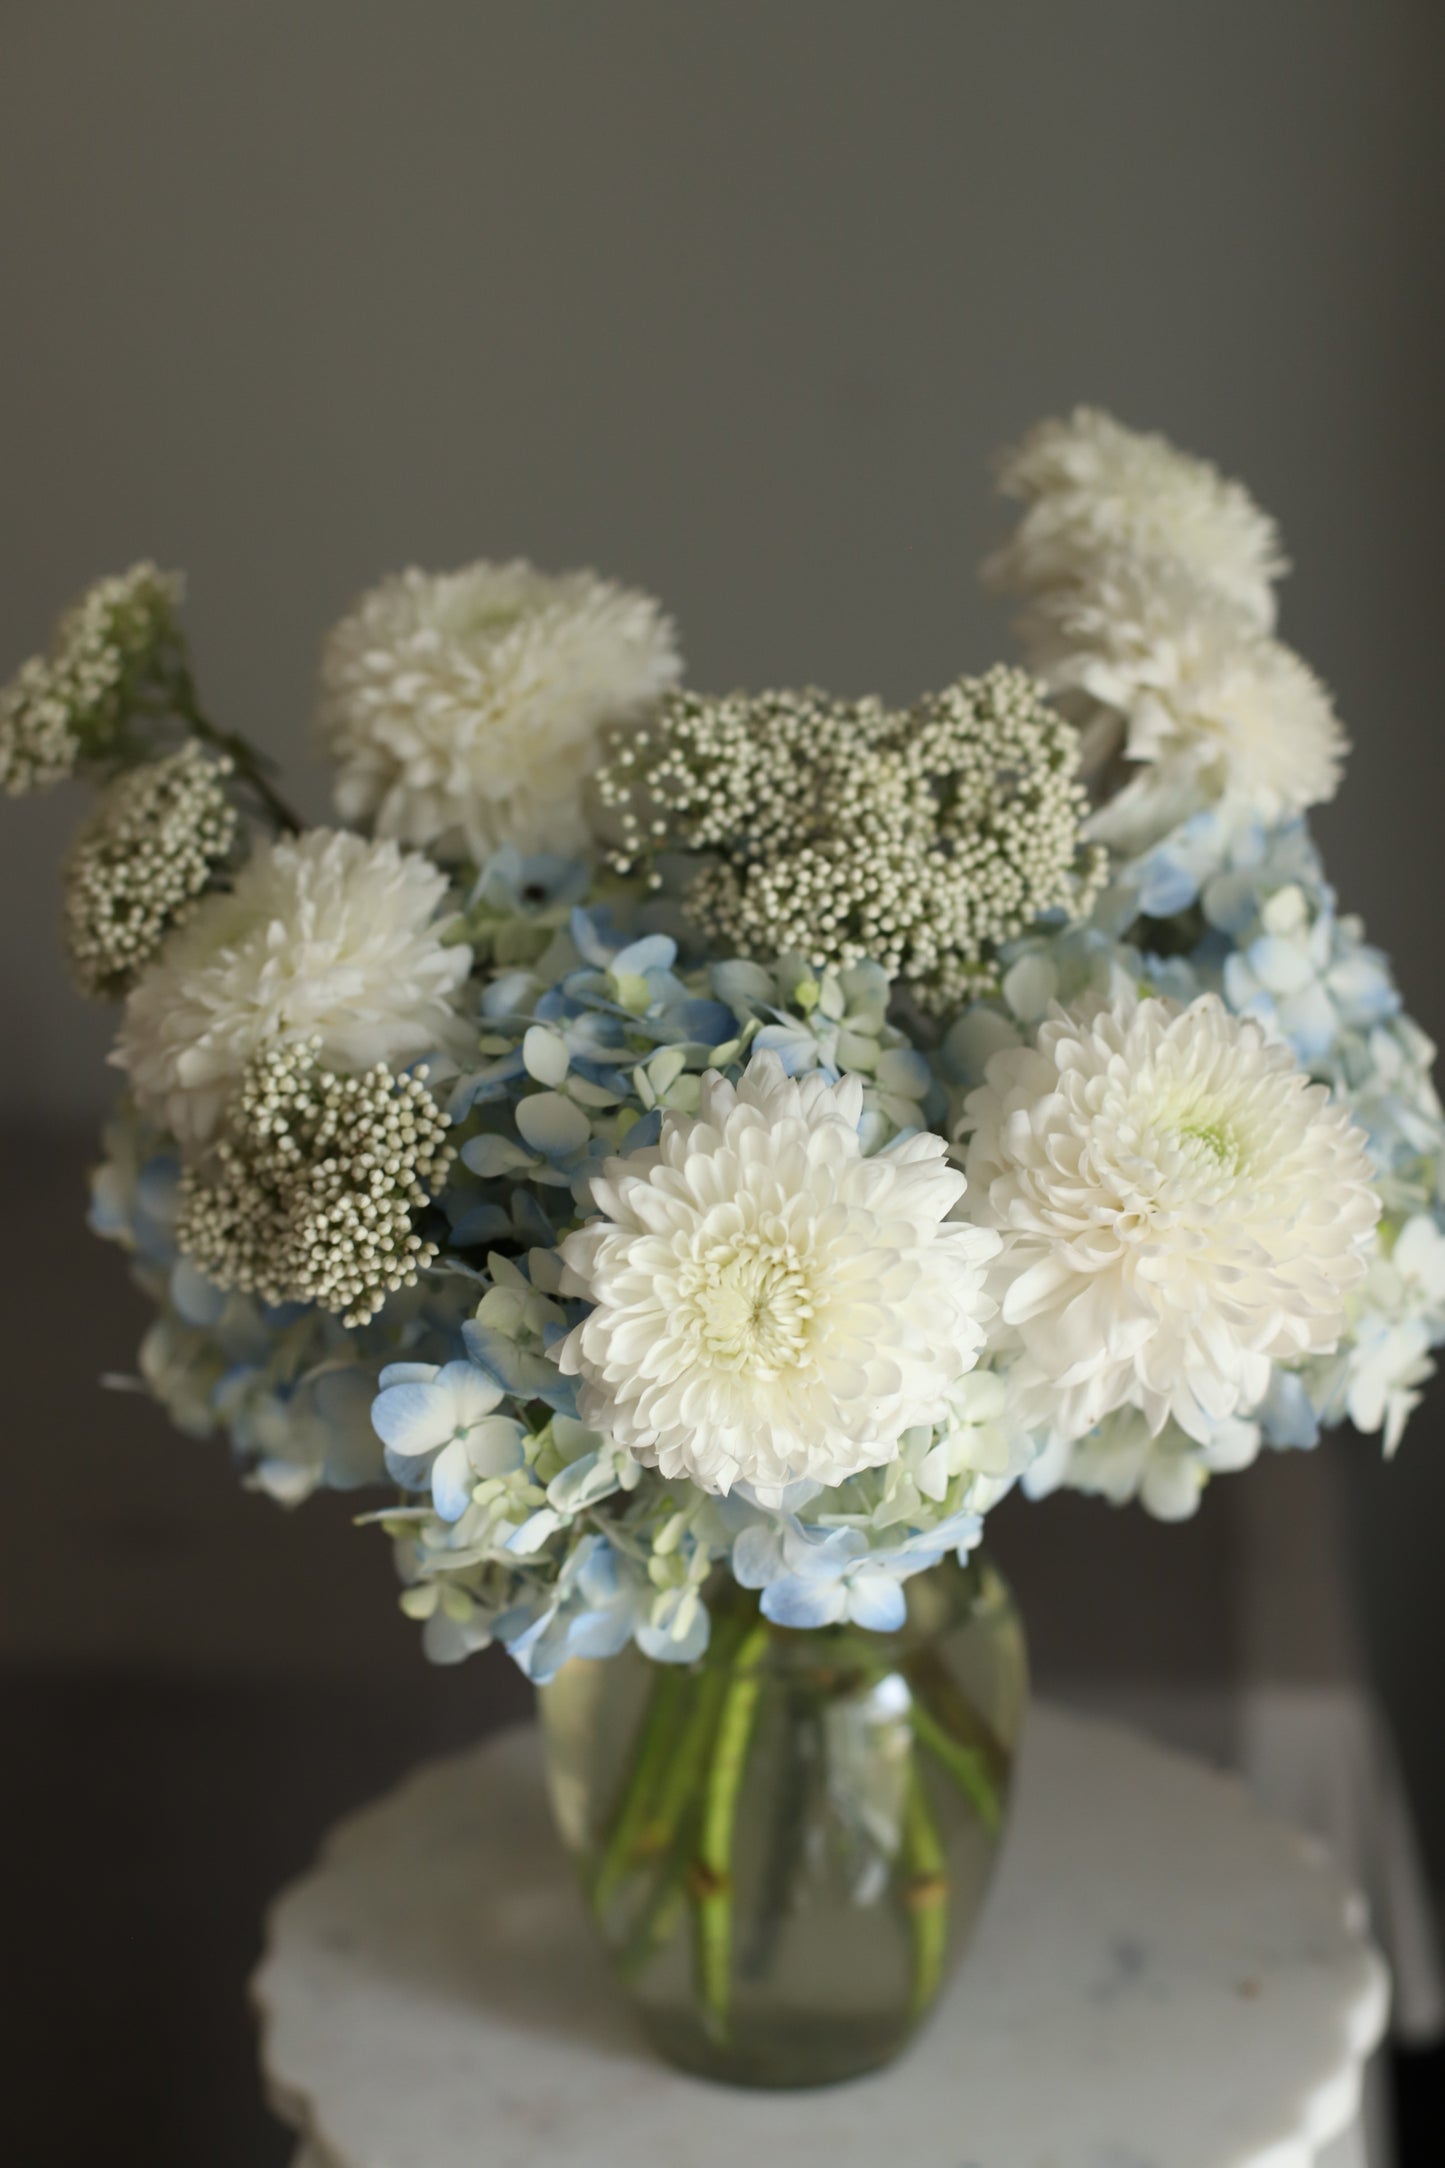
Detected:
left=597, top=665, right=1105, bottom=1011
left=63, top=744, right=239, bottom=999
left=0, top=563, right=183, bottom=793
left=176, top=1039, right=455, bottom=1327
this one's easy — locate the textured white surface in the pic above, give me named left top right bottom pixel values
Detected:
left=255, top=1704, right=1387, bottom=2168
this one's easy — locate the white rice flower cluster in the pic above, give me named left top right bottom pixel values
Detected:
left=597, top=666, right=1105, bottom=1013
left=317, top=560, right=681, bottom=861
left=63, top=744, right=239, bottom=999
left=987, top=407, right=1287, bottom=632
left=0, top=563, right=183, bottom=793
left=176, top=1038, right=455, bottom=1327
left=984, top=412, right=1342, bottom=856
left=960, top=992, right=1380, bottom=1447
left=114, top=828, right=472, bottom=1148
left=558, top=1050, right=1000, bottom=1503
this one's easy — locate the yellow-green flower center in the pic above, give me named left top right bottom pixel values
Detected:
left=682, top=1230, right=815, bottom=1374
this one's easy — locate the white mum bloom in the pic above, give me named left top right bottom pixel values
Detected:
left=986, top=407, right=1287, bottom=631
left=317, top=560, right=681, bottom=860
left=961, top=994, right=1379, bottom=1446
left=1039, top=566, right=1347, bottom=852
left=114, top=829, right=472, bottom=1147
left=557, top=1050, right=999, bottom=1502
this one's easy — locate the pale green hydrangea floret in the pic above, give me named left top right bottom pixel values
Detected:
left=596, top=665, right=1105, bottom=1013
left=175, top=1038, right=454, bottom=1327
left=63, top=743, right=239, bottom=999
left=0, top=562, right=183, bottom=793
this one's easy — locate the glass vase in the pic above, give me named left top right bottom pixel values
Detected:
left=537, top=1553, right=1027, bottom=2088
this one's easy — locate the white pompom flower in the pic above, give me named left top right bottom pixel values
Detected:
left=986, top=407, right=1287, bottom=632
left=557, top=1050, right=999, bottom=1503
left=1037, top=566, right=1347, bottom=852
left=317, top=560, right=681, bottom=860
left=114, top=828, right=472, bottom=1148
left=960, top=993, right=1379, bottom=1447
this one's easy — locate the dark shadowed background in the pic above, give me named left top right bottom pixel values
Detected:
left=2, top=4, right=1442, bottom=2162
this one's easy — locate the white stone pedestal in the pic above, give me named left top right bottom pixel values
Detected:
left=254, top=1704, right=1388, bottom=2167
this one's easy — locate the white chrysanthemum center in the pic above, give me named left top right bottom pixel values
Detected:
left=683, top=1226, right=816, bottom=1371
left=961, top=993, right=1380, bottom=1447
left=1172, top=1113, right=1235, bottom=1165
left=557, top=1050, right=1000, bottom=1502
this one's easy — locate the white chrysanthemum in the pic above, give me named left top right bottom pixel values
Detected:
left=557, top=1050, right=999, bottom=1502
left=1036, top=567, right=1347, bottom=852
left=961, top=994, right=1379, bottom=1446
left=113, top=829, right=472, bottom=1148
left=986, top=407, right=1287, bottom=631
left=317, top=560, right=681, bottom=860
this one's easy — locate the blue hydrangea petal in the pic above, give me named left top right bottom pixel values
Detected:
left=637, top=1602, right=711, bottom=1664
left=1258, top=1369, right=1322, bottom=1450
left=461, top=1320, right=577, bottom=1412
left=446, top=1201, right=513, bottom=1248
left=465, top=1415, right=528, bottom=1478
left=170, top=1259, right=229, bottom=1327
left=377, top=1361, right=440, bottom=1391
left=460, top=1134, right=538, bottom=1179
left=761, top=1576, right=845, bottom=1628
left=845, top=1571, right=908, bottom=1633
left=610, top=933, right=679, bottom=978
left=372, top=1380, right=457, bottom=1459
left=431, top=1436, right=477, bottom=1521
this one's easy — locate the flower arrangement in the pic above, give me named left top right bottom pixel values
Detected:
left=7, top=416, right=1439, bottom=1670
left=7, top=415, right=1442, bottom=2073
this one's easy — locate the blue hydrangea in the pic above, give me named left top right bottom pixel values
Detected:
left=92, top=1097, right=472, bottom=1502
left=732, top=1510, right=982, bottom=1633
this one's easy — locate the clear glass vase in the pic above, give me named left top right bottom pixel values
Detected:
left=537, top=1553, right=1027, bottom=2088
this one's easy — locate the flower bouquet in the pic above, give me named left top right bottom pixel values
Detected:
left=7, top=413, right=1441, bottom=2087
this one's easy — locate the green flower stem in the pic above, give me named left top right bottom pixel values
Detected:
left=619, top=1857, right=688, bottom=1986
left=616, top=1611, right=752, bottom=1985
left=591, top=1664, right=688, bottom=1917
left=901, top=1752, right=949, bottom=2019
left=742, top=1689, right=813, bottom=1982
left=692, top=1618, right=771, bottom=2041
left=907, top=1696, right=1003, bottom=1838
left=905, top=1643, right=1009, bottom=1829
left=168, top=670, right=304, bottom=834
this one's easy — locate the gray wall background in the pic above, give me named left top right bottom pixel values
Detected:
left=1, top=2, right=1442, bottom=1868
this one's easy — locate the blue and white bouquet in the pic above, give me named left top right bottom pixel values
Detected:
left=8, top=415, right=1442, bottom=1685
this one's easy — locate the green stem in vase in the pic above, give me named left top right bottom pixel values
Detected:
left=616, top=1610, right=751, bottom=1985
left=901, top=1752, right=949, bottom=2019
left=591, top=1664, right=687, bottom=1919
left=691, top=1617, right=770, bottom=2040
left=904, top=1637, right=1009, bottom=1827
left=907, top=1695, right=1003, bottom=1838
left=741, top=1685, right=814, bottom=1982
